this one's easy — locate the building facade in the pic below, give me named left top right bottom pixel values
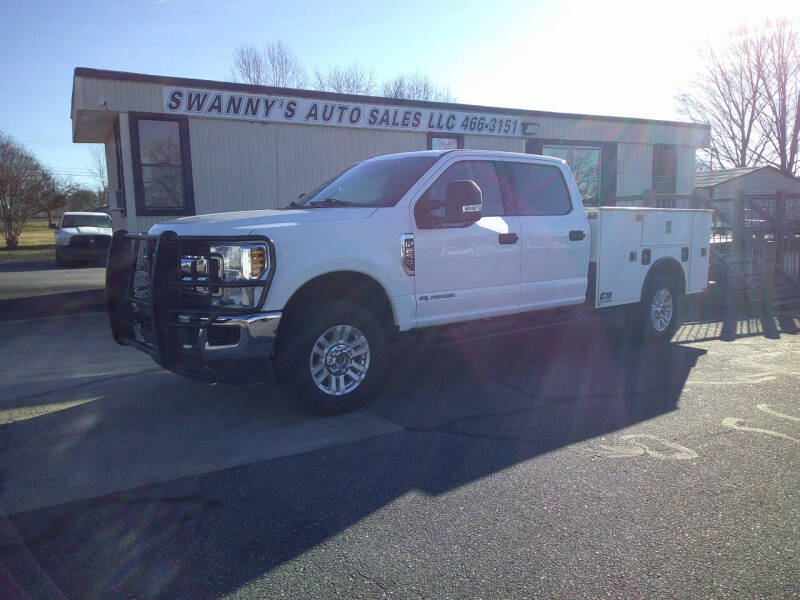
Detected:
left=71, top=67, right=709, bottom=233
left=694, top=166, right=800, bottom=199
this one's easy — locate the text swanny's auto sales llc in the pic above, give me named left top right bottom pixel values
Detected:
left=163, top=87, right=521, bottom=136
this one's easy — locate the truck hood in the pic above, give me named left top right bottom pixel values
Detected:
left=60, top=226, right=112, bottom=236
left=149, top=207, right=378, bottom=236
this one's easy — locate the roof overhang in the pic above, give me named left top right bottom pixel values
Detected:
left=72, top=109, right=117, bottom=143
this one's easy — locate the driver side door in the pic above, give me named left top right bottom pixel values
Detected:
left=412, top=159, right=521, bottom=328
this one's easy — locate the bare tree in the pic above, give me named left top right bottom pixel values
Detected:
left=232, top=44, right=265, bottom=86
left=38, top=177, right=75, bottom=227
left=231, top=41, right=307, bottom=88
left=0, top=133, right=51, bottom=249
left=88, top=146, right=108, bottom=198
left=68, top=188, right=103, bottom=212
left=677, top=26, right=769, bottom=171
left=313, top=60, right=376, bottom=94
left=758, top=18, right=800, bottom=176
left=382, top=71, right=455, bottom=102
left=678, top=20, right=800, bottom=176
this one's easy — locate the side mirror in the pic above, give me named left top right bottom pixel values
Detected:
left=444, top=180, right=482, bottom=223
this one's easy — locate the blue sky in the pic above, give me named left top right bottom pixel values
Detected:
left=1, top=0, right=797, bottom=188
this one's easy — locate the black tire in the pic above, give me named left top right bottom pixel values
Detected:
left=55, top=247, right=68, bottom=267
left=275, top=300, right=387, bottom=416
left=633, top=274, right=681, bottom=344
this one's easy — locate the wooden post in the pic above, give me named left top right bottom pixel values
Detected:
left=775, top=189, right=786, bottom=268
left=643, top=189, right=655, bottom=208
left=760, top=240, right=777, bottom=314
left=732, top=189, right=746, bottom=256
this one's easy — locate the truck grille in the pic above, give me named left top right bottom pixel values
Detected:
left=131, top=238, right=155, bottom=301
left=69, top=235, right=110, bottom=248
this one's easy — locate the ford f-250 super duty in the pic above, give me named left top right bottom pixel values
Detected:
left=106, top=150, right=712, bottom=414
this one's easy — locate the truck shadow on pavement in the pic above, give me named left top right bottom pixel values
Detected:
left=0, top=318, right=723, bottom=598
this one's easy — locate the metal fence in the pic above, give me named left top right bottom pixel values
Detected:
left=607, top=190, right=800, bottom=285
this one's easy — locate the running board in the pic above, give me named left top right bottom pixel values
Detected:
left=408, top=308, right=592, bottom=349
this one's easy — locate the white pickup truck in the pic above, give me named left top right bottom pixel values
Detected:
left=106, top=150, right=711, bottom=414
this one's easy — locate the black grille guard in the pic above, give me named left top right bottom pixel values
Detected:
left=106, top=229, right=276, bottom=367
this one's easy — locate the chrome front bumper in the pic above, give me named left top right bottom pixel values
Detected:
left=187, top=311, right=282, bottom=360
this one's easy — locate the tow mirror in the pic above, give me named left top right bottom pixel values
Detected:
left=444, top=180, right=482, bottom=223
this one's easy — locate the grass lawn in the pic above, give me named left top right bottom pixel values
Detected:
left=0, top=220, right=56, bottom=264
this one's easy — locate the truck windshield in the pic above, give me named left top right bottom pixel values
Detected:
left=60, top=214, right=112, bottom=228
left=299, top=155, right=438, bottom=208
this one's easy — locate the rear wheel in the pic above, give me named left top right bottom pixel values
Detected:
left=275, top=300, right=387, bottom=416
left=635, top=274, right=681, bottom=343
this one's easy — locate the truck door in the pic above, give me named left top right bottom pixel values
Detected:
left=500, top=160, right=590, bottom=311
left=412, top=160, right=521, bottom=328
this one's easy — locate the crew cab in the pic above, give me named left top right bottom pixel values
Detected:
left=55, top=211, right=113, bottom=266
left=106, top=150, right=711, bottom=414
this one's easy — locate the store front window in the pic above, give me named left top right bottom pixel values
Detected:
left=542, top=144, right=601, bottom=205
left=427, top=133, right=464, bottom=150
left=130, top=114, right=195, bottom=216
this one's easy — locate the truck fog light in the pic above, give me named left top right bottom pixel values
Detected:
left=207, top=324, right=241, bottom=346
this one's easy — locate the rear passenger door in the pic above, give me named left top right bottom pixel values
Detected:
left=499, top=160, right=590, bottom=311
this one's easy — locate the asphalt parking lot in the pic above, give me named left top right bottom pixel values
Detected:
left=1, top=308, right=798, bottom=598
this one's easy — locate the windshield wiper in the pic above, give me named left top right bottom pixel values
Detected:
left=306, top=198, right=356, bottom=208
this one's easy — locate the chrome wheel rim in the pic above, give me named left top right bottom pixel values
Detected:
left=310, top=324, right=370, bottom=396
left=650, top=288, right=674, bottom=332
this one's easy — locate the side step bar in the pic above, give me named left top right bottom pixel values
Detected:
left=408, top=307, right=594, bottom=348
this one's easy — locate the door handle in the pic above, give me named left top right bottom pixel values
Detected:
left=498, top=232, right=519, bottom=245
left=569, top=230, right=586, bottom=241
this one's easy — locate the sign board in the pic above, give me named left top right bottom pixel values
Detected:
left=163, top=87, right=522, bottom=137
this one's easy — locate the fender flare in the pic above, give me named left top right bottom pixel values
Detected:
left=641, top=257, right=686, bottom=302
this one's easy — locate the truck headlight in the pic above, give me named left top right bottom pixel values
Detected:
left=180, top=242, right=271, bottom=311
left=55, top=233, right=71, bottom=246
left=211, top=244, right=267, bottom=281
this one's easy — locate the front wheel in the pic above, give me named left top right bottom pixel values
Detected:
left=275, top=300, right=387, bottom=416
left=55, top=247, right=69, bottom=267
left=636, top=274, right=681, bottom=343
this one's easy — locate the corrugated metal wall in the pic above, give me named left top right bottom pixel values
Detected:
left=273, top=124, right=426, bottom=206
left=129, top=119, right=428, bottom=230
left=616, top=143, right=652, bottom=197
left=71, top=75, right=708, bottom=230
left=534, top=115, right=707, bottom=147
left=74, top=75, right=709, bottom=147
left=463, top=135, right=524, bottom=152
left=76, top=77, right=162, bottom=114
left=189, top=118, right=278, bottom=213
left=675, top=146, right=696, bottom=194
